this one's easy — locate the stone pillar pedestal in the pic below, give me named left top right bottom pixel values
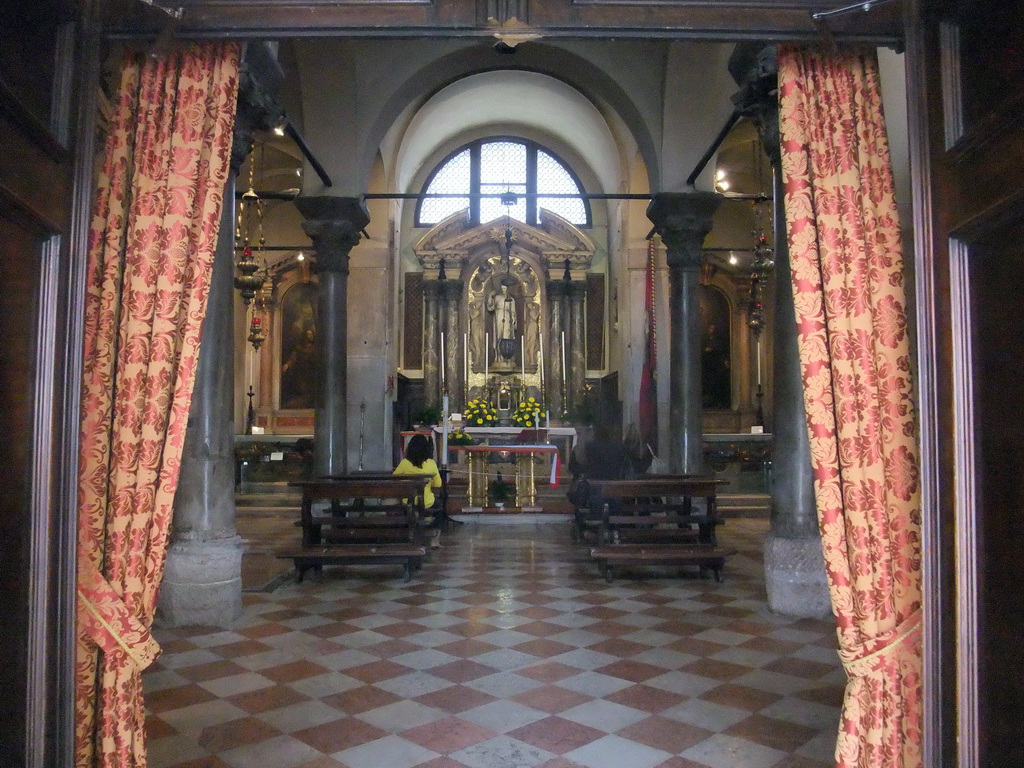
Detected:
left=159, top=537, right=244, bottom=626
left=763, top=534, right=832, bottom=619
left=646, top=192, right=721, bottom=473
left=296, top=196, right=370, bottom=478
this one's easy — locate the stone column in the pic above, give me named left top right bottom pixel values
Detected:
left=646, top=192, right=721, bottom=474
left=546, top=280, right=567, bottom=419
left=159, top=174, right=244, bottom=626
left=731, top=41, right=829, bottom=618
left=296, top=196, right=370, bottom=478
left=441, top=279, right=464, bottom=406
left=423, top=280, right=442, bottom=407
left=567, top=281, right=587, bottom=412
left=159, top=42, right=284, bottom=627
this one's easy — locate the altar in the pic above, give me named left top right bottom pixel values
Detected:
left=454, top=443, right=561, bottom=509
left=401, top=426, right=574, bottom=511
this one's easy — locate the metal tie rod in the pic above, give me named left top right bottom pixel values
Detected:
left=811, top=0, right=898, bottom=21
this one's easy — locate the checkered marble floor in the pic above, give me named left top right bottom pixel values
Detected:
left=145, top=519, right=844, bottom=768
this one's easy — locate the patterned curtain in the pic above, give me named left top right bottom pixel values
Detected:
left=778, top=47, right=923, bottom=768
left=75, top=42, right=241, bottom=768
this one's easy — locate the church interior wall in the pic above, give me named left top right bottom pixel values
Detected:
left=230, top=35, right=891, bottom=449
left=660, top=42, right=740, bottom=193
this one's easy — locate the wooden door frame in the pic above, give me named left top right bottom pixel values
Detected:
left=54, top=3, right=970, bottom=766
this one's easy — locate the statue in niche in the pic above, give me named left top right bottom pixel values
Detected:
left=486, top=275, right=519, bottom=361
left=468, top=293, right=485, bottom=374
left=524, top=300, right=540, bottom=372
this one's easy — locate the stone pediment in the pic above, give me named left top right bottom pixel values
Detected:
left=414, top=209, right=595, bottom=277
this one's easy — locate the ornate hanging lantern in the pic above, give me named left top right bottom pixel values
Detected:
left=235, top=148, right=268, bottom=305
left=247, top=313, right=267, bottom=350
left=747, top=199, right=774, bottom=338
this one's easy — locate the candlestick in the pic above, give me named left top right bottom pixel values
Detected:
left=442, top=393, right=450, bottom=467
left=561, top=331, right=567, bottom=404
left=539, top=331, right=545, bottom=397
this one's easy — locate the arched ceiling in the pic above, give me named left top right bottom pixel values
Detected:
left=391, top=70, right=625, bottom=197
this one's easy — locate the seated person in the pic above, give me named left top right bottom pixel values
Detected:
left=394, top=434, right=443, bottom=546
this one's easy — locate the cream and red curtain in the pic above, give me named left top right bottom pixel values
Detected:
left=75, top=42, right=241, bottom=767
left=778, top=46, right=923, bottom=768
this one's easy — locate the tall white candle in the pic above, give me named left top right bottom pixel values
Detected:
left=561, top=331, right=567, bottom=392
left=442, top=393, right=450, bottom=466
left=539, top=331, right=545, bottom=395
left=464, top=333, right=469, bottom=395
left=440, top=332, right=446, bottom=391
left=484, top=333, right=489, bottom=380
left=521, top=336, right=526, bottom=380
left=756, top=338, right=762, bottom=386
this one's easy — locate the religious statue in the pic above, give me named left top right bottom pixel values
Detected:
left=486, top=276, right=518, bottom=360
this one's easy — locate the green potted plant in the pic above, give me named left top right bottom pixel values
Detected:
left=489, top=471, right=515, bottom=508
left=567, top=384, right=598, bottom=426
left=412, top=402, right=442, bottom=428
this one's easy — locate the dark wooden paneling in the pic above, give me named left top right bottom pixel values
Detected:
left=102, top=0, right=902, bottom=40
left=968, top=218, right=1024, bottom=765
left=585, top=273, right=604, bottom=370
left=0, top=0, right=95, bottom=764
left=0, top=215, right=41, bottom=768
left=908, top=0, right=1024, bottom=764
left=404, top=272, right=424, bottom=370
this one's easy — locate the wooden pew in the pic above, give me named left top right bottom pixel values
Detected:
left=587, top=477, right=736, bottom=583
left=571, top=473, right=713, bottom=542
left=278, top=477, right=429, bottom=582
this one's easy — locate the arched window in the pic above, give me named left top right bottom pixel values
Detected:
left=416, top=138, right=591, bottom=227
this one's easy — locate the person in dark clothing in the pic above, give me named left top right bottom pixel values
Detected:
left=567, top=423, right=626, bottom=520
left=622, top=423, right=654, bottom=478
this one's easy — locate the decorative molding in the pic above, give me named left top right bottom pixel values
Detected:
left=413, top=208, right=595, bottom=276
left=109, top=0, right=901, bottom=42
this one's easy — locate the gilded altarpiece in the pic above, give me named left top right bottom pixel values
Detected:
left=411, top=210, right=596, bottom=417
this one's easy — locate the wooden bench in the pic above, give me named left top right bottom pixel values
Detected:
left=279, top=477, right=429, bottom=582
left=587, top=477, right=736, bottom=582
left=571, top=473, right=715, bottom=542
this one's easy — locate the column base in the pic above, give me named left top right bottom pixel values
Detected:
left=763, top=532, right=832, bottom=619
left=157, top=535, right=243, bottom=627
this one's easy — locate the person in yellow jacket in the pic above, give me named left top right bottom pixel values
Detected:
left=393, top=433, right=443, bottom=546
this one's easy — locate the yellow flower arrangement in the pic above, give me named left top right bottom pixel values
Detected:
left=512, top=396, right=544, bottom=427
left=463, top=398, right=497, bottom=426
left=448, top=428, right=474, bottom=445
